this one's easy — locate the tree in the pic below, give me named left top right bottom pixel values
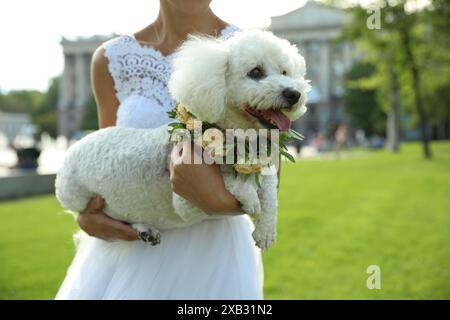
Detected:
left=0, top=77, right=60, bottom=137
left=422, top=0, right=450, bottom=139
left=0, top=89, right=45, bottom=113
left=343, top=62, right=386, bottom=136
left=81, top=94, right=99, bottom=131
left=394, top=4, right=432, bottom=158
left=34, top=77, right=60, bottom=137
left=386, top=63, right=401, bottom=152
left=343, top=3, right=403, bottom=152
left=343, top=0, right=441, bottom=159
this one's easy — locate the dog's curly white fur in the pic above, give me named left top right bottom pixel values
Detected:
left=55, top=30, right=310, bottom=249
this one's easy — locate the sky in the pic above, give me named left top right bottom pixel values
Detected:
left=0, top=0, right=310, bottom=93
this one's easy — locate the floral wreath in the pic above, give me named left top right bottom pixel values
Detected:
left=167, top=103, right=304, bottom=186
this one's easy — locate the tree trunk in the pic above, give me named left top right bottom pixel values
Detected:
left=386, top=64, right=401, bottom=152
left=400, top=26, right=432, bottom=159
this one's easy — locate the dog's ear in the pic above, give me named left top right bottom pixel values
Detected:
left=169, top=35, right=228, bottom=123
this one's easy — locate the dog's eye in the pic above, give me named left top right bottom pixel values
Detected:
left=282, top=70, right=287, bottom=76
left=247, top=67, right=265, bottom=80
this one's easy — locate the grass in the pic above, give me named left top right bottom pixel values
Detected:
left=0, top=142, right=449, bottom=299
left=0, top=197, right=78, bottom=299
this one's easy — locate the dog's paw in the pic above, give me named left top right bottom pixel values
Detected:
left=139, top=230, right=161, bottom=246
left=223, top=174, right=261, bottom=215
left=241, top=198, right=261, bottom=216
left=252, top=225, right=276, bottom=250
left=132, top=224, right=161, bottom=246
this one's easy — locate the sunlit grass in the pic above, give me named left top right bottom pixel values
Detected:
left=0, top=197, right=78, bottom=299
left=265, top=141, right=450, bottom=299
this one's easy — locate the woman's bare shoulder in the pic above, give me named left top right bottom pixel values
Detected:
left=92, top=45, right=107, bottom=67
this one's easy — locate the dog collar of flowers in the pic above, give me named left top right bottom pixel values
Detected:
left=167, top=103, right=304, bottom=182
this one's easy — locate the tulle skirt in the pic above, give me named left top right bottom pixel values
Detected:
left=55, top=215, right=263, bottom=300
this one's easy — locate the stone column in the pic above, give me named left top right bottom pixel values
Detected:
left=58, top=54, right=73, bottom=137
left=75, top=52, right=89, bottom=108
left=74, top=52, right=89, bottom=131
left=320, top=39, right=330, bottom=102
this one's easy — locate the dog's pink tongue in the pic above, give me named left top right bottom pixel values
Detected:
left=262, top=110, right=291, bottom=132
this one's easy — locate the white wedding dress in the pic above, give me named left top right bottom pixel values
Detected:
left=55, top=24, right=264, bottom=300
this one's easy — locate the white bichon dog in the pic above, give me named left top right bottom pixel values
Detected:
left=55, top=30, right=310, bottom=250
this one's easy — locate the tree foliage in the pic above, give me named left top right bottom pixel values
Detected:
left=34, top=77, right=59, bottom=137
left=342, top=0, right=450, bottom=158
left=344, top=62, right=386, bottom=135
left=0, top=78, right=60, bottom=137
left=81, top=94, right=99, bottom=131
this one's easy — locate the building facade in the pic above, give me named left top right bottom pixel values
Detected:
left=269, top=1, right=354, bottom=141
left=58, top=35, right=114, bottom=138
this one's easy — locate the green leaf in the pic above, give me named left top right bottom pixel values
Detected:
left=281, top=149, right=296, bottom=163
left=168, top=122, right=186, bottom=130
left=255, top=173, right=262, bottom=188
left=288, top=129, right=304, bottom=140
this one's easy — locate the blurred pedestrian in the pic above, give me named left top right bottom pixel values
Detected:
left=335, top=123, right=348, bottom=156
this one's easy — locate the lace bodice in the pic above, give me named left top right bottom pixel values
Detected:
left=102, top=24, right=240, bottom=129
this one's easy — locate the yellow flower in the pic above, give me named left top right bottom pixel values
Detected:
left=233, top=163, right=262, bottom=174
left=177, top=103, right=191, bottom=123
left=251, top=163, right=262, bottom=172
left=233, top=164, right=254, bottom=174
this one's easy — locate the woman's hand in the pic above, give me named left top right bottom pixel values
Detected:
left=169, top=142, right=243, bottom=215
left=77, top=196, right=140, bottom=241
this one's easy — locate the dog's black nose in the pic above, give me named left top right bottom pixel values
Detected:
left=282, top=88, right=301, bottom=106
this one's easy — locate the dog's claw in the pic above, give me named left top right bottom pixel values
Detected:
left=138, top=231, right=150, bottom=242
left=252, top=229, right=276, bottom=250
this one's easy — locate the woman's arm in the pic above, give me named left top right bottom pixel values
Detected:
left=169, top=142, right=243, bottom=215
left=76, top=46, right=139, bottom=241
left=169, top=145, right=283, bottom=215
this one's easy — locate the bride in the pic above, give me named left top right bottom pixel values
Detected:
left=56, top=0, right=264, bottom=299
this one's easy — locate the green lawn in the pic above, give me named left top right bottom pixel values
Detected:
left=1, top=142, right=449, bottom=299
